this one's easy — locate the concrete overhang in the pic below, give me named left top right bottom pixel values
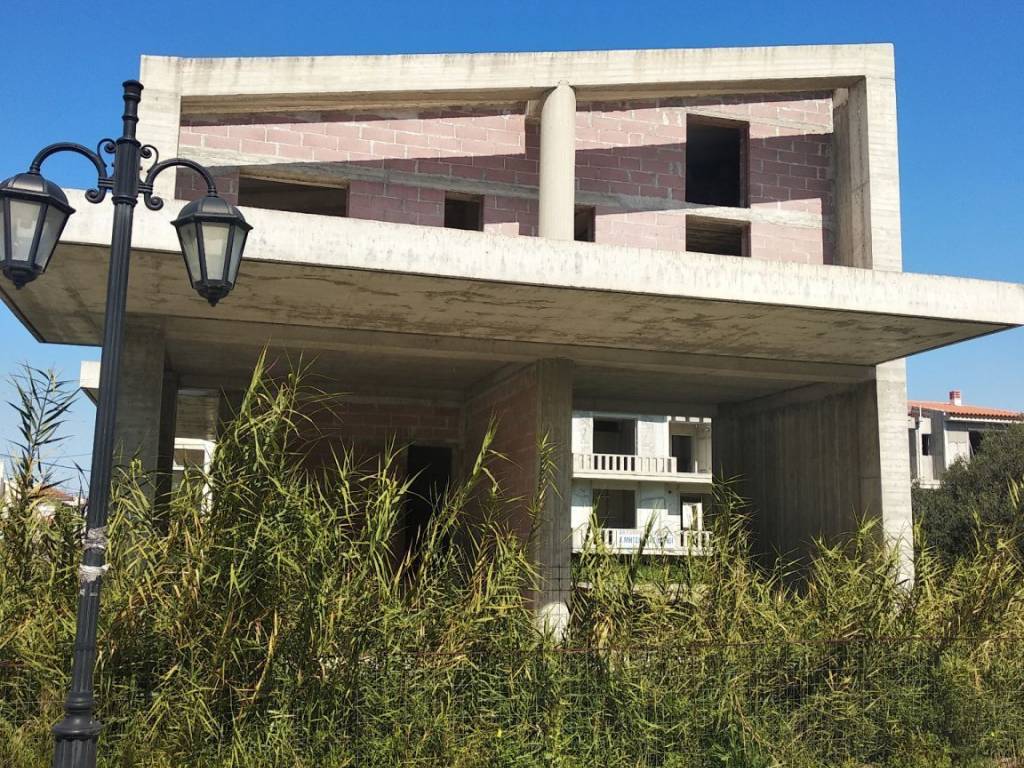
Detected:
left=4, top=191, right=1023, bottom=407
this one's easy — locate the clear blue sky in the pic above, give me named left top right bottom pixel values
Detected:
left=1, top=0, right=1022, bottom=480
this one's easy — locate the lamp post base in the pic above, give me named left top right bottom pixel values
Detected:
left=52, top=713, right=101, bottom=768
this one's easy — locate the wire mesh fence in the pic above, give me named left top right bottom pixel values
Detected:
left=338, top=635, right=1024, bottom=767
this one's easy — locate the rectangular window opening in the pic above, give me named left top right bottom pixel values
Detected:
left=237, top=176, right=347, bottom=216
left=574, top=206, right=596, bottom=242
left=593, top=418, right=636, bottom=455
left=921, top=434, right=932, bottom=457
left=685, top=116, right=748, bottom=207
left=686, top=215, right=749, bottom=257
left=594, top=488, right=636, bottom=529
left=444, top=194, right=483, bottom=231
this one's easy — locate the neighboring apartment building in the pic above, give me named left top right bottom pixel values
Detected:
left=909, top=390, right=1023, bottom=488
left=4, top=45, right=1024, bottom=632
left=571, top=412, right=713, bottom=555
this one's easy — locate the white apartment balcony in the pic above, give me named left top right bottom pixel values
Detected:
left=572, top=452, right=713, bottom=485
left=572, top=526, right=712, bottom=556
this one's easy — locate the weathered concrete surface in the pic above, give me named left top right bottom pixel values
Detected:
left=151, top=44, right=895, bottom=114
left=111, top=319, right=168, bottom=488
left=4, top=195, right=1021, bottom=368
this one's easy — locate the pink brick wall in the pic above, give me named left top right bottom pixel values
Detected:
left=179, top=92, right=832, bottom=263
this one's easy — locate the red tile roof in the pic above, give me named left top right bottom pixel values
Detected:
left=908, top=400, right=1023, bottom=420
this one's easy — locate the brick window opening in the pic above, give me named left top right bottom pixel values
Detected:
left=574, top=206, right=596, bottom=242
left=594, top=488, right=636, bottom=529
left=685, top=116, right=748, bottom=207
left=444, top=194, right=483, bottom=231
left=237, top=176, right=347, bottom=216
left=686, top=215, right=749, bottom=257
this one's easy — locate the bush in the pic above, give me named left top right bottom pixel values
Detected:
left=914, top=423, right=1024, bottom=561
left=2, top=361, right=1023, bottom=767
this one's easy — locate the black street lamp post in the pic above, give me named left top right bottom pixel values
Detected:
left=0, top=80, right=252, bottom=768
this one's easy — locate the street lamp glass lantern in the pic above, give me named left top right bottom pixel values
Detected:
left=171, top=195, right=251, bottom=306
left=0, top=172, right=75, bottom=288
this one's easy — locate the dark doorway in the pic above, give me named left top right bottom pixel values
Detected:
left=404, top=445, right=453, bottom=564
left=671, top=434, right=694, bottom=473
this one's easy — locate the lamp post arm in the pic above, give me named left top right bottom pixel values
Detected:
left=27, top=142, right=112, bottom=204
left=141, top=158, right=219, bottom=211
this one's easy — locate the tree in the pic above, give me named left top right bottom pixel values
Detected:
left=914, top=422, right=1024, bottom=561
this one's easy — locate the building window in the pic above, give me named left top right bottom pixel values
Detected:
left=685, top=116, right=748, bottom=207
left=237, top=176, right=347, bottom=216
left=969, top=431, right=984, bottom=457
left=593, top=418, right=636, bottom=455
left=594, top=488, right=636, bottom=529
left=444, top=194, right=483, bottom=231
left=921, top=434, right=932, bottom=456
left=686, top=215, right=749, bottom=257
left=574, top=206, right=596, bottom=242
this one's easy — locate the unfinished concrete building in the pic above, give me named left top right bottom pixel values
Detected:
left=4, top=44, right=1024, bottom=631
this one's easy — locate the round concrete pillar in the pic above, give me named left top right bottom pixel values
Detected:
left=538, top=81, right=576, bottom=240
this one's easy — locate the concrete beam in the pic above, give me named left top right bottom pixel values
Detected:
left=151, top=44, right=895, bottom=114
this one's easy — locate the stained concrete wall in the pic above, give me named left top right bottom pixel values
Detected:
left=715, top=383, right=869, bottom=564
left=112, top=318, right=171, bottom=496
left=715, top=370, right=913, bottom=578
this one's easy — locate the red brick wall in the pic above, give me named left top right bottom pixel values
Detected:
left=300, top=398, right=462, bottom=469
left=179, top=92, right=832, bottom=263
left=461, top=366, right=540, bottom=542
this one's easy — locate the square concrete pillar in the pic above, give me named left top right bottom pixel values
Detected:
left=463, top=358, right=574, bottom=635
left=714, top=366, right=913, bottom=582
left=112, top=318, right=169, bottom=489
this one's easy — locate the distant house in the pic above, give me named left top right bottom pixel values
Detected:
left=908, top=390, right=1023, bottom=488
left=571, top=413, right=713, bottom=557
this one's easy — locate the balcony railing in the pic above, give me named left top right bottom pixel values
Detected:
left=572, top=526, right=712, bottom=556
left=572, top=452, right=711, bottom=482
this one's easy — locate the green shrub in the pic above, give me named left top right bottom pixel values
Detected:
left=2, top=360, right=1022, bottom=767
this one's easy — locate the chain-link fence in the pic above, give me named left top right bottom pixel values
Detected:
left=341, top=636, right=1024, bottom=766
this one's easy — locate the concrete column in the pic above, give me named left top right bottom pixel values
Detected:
left=113, top=318, right=168, bottom=492
left=154, top=368, right=179, bottom=512
left=461, top=358, right=574, bottom=637
left=831, top=69, right=913, bottom=580
left=860, top=360, right=914, bottom=582
left=538, top=82, right=576, bottom=241
left=534, top=358, right=574, bottom=637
